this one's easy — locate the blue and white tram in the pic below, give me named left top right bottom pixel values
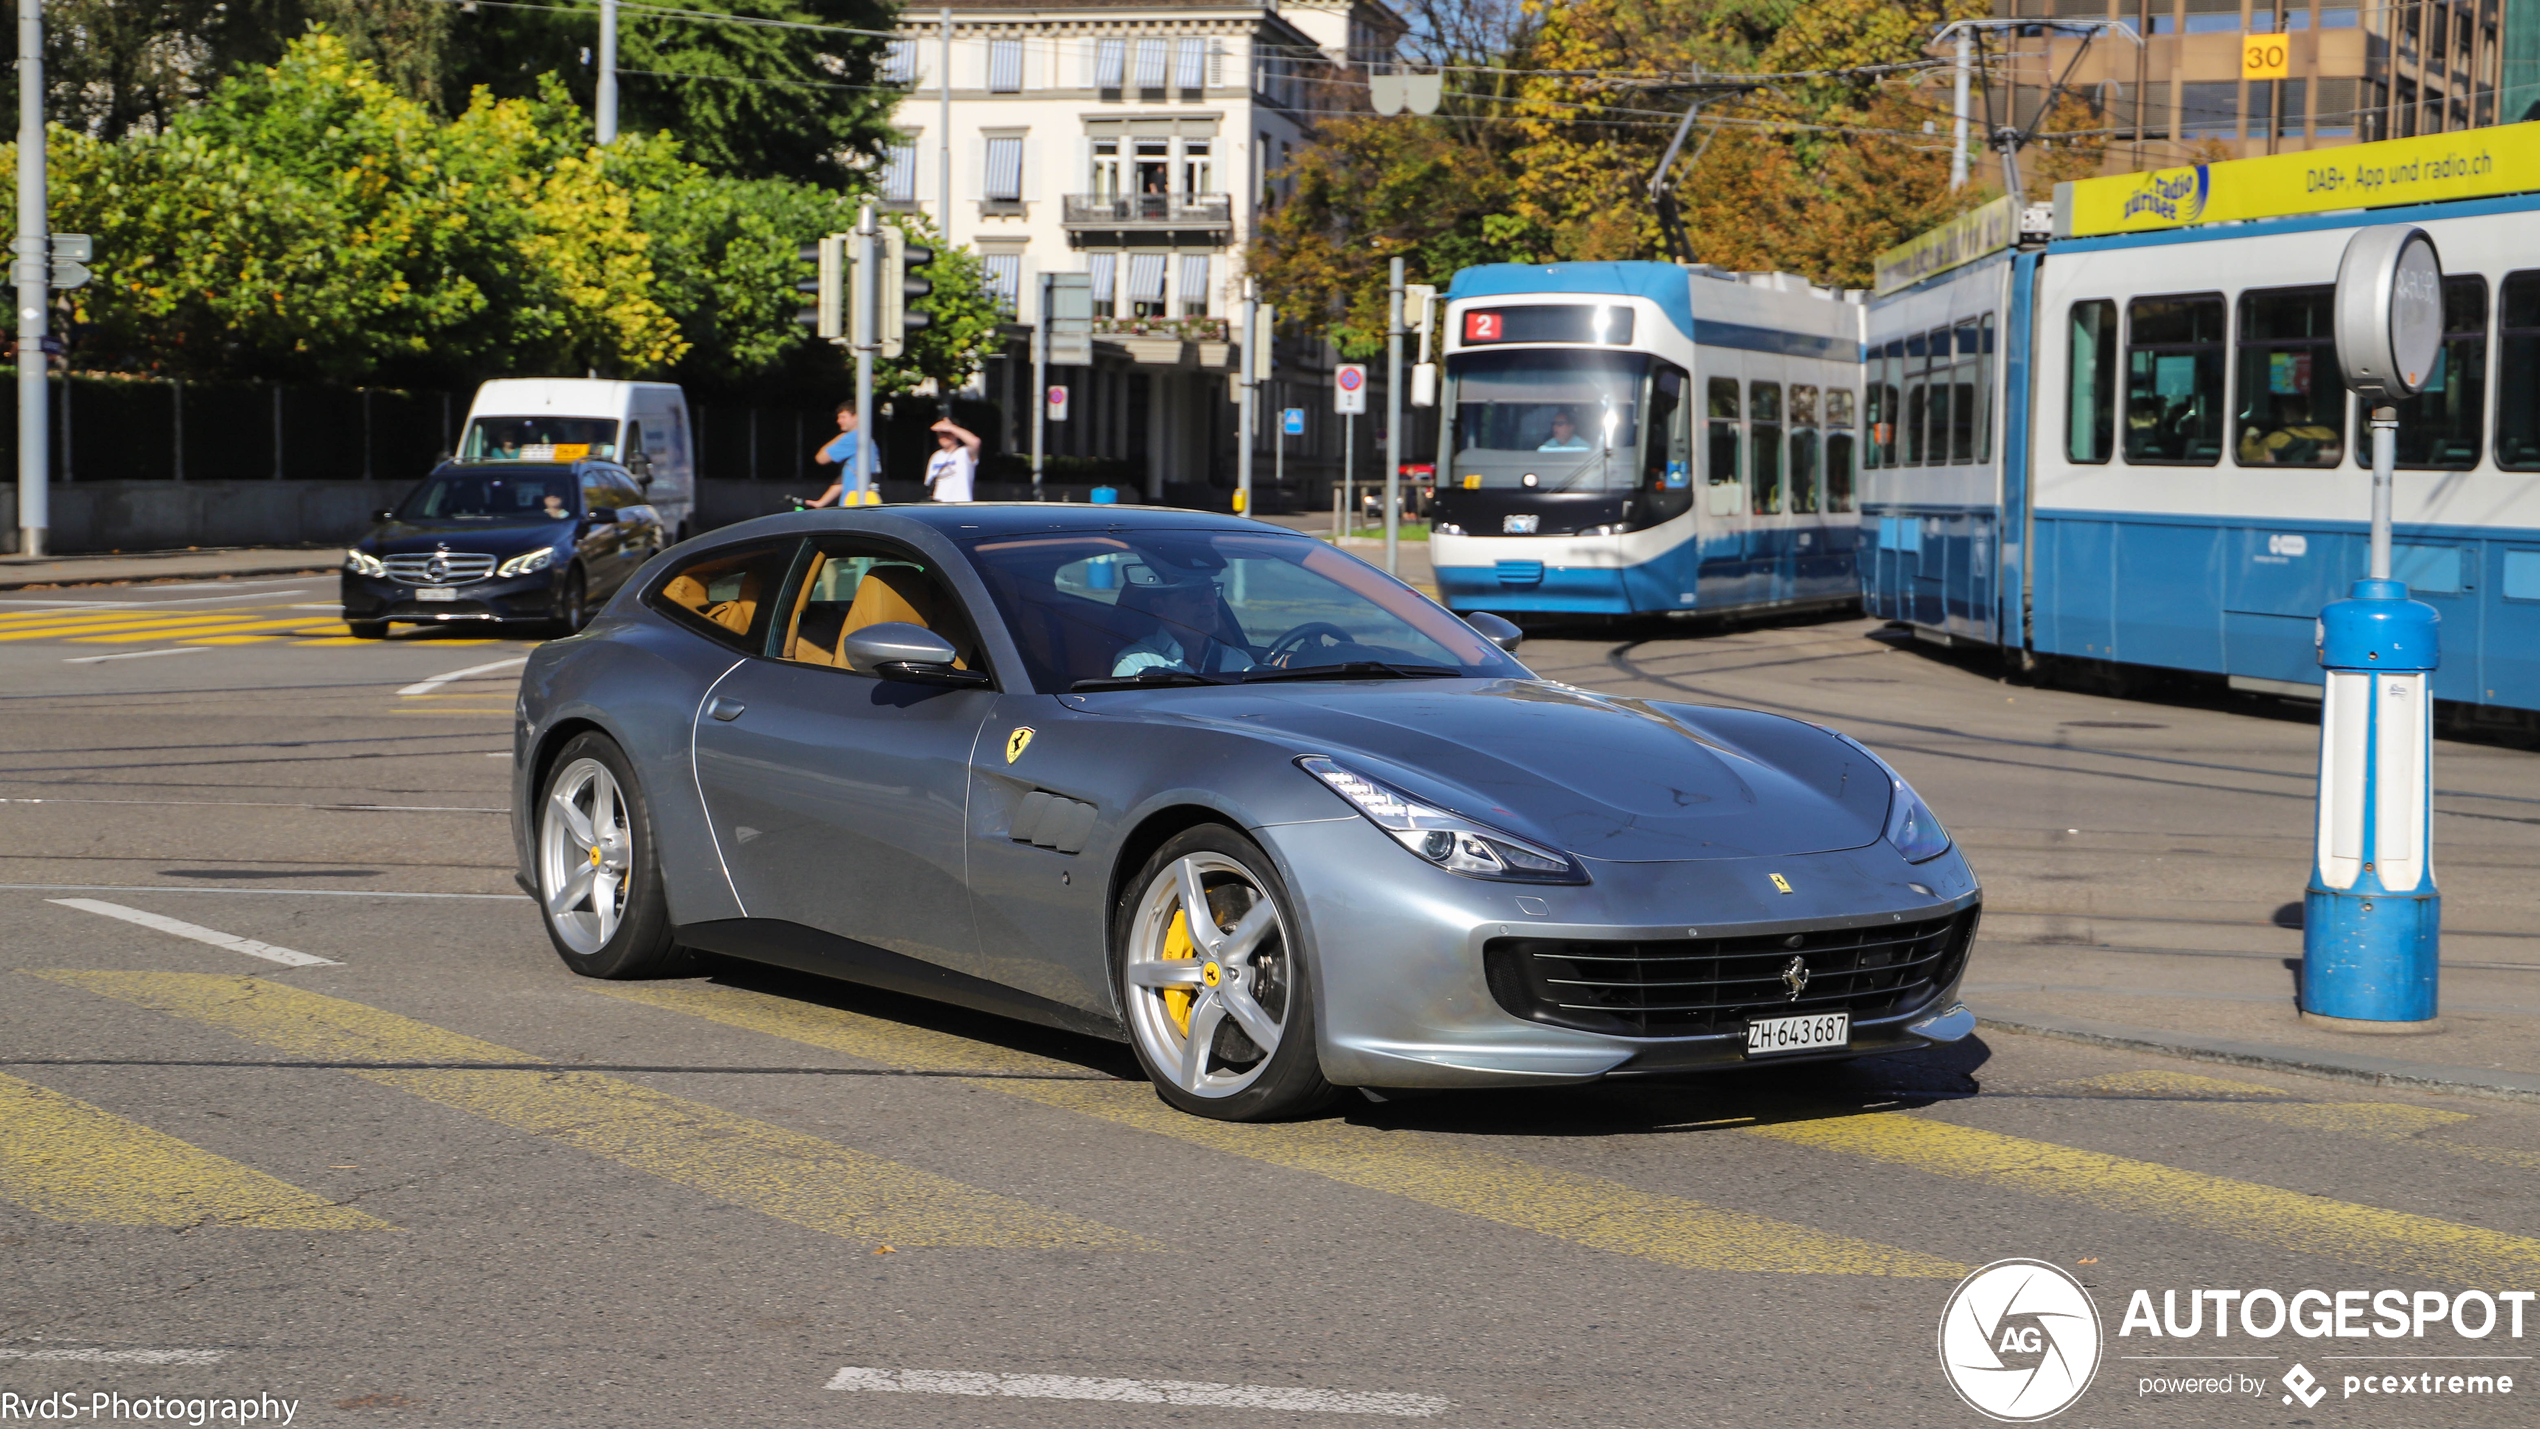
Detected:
left=1429, top=261, right=1868, bottom=619
left=1866, top=132, right=2540, bottom=718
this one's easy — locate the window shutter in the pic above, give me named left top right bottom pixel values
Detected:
left=1096, top=38, right=1125, bottom=87
left=1175, top=38, right=1206, bottom=90
left=985, top=137, right=1024, bottom=200
left=1087, top=253, right=1118, bottom=309
left=1179, top=254, right=1210, bottom=313
left=1128, top=252, right=1167, bottom=303
left=982, top=254, right=1021, bottom=314
left=989, top=39, right=1023, bottom=92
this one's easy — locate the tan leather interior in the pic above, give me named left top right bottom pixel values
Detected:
left=663, top=569, right=759, bottom=636
left=781, top=554, right=974, bottom=671
left=780, top=554, right=833, bottom=664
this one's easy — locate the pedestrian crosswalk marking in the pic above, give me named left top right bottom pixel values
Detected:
left=0, top=606, right=351, bottom=645
left=0, top=1071, right=391, bottom=1231
left=1740, top=1111, right=2540, bottom=1285
left=29, top=972, right=1145, bottom=1251
left=590, top=983, right=1963, bottom=1278
left=2057, top=1070, right=2523, bottom=1165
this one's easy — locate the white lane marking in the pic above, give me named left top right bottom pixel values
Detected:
left=62, top=648, right=212, bottom=665
left=823, top=1368, right=1448, bottom=1417
left=290, top=603, right=344, bottom=609
left=399, top=655, right=529, bottom=697
left=3, top=883, right=519, bottom=901
left=0, top=1348, right=229, bottom=1366
left=0, top=797, right=503, bottom=813
left=47, top=899, right=343, bottom=968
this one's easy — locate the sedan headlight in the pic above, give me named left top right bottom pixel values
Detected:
left=344, top=549, right=386, bottom=578
left=497, top=548, right=556, bottom=577
left=1884, top=782, right=1952, bottom=864
left=1298, top=756, right=1585, bottom=884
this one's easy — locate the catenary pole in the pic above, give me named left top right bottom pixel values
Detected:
left=1950, top=30, right=1970, bottom=190
left=1237, top=279, right=1256, bottom=516
left=938, top=8, right=952, bottom=237
left=1030, top=277, right=1047, bottom=500
left=596, top=0, right=619, bottom=144
left=1384, top=256, right=1404, bottom=576
left=15, top=0, right=46, bottom=557
left=853, top=203, right=875, bottom=498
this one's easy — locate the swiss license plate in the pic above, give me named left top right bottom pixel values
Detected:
left=415, top=586, right=457, bottom=602
left=1746, top=1011, right=1849, bottom=1057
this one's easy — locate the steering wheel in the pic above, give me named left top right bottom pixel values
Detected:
left=1265, top=621, right=1357, bottom=667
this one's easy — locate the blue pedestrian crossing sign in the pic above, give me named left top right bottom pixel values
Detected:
left=1282, top=408, right=1305, bottom=436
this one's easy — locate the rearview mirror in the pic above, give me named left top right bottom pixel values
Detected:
left=1464, top=611, right=1522, bottom=653
left=842, top=621, right=991, bottom=687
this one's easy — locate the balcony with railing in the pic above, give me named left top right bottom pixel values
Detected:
left=1061, top=193, right=1236, bottom=235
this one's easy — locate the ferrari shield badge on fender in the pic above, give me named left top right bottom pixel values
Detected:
left=1005, top=727, right=1036, bottom=764
left=1769, top=873, right=1793, bottom=894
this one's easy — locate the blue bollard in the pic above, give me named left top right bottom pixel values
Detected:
left=2301, top=577, right=2441, bottom=1029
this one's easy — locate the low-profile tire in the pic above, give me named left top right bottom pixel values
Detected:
left=346, top=620, right=389, bottom=640
left=1112, top=825, right=1335, bottom=1121
left=534, top=731, right=693, bottom=978
left=547, top=566, right=588, bottom=638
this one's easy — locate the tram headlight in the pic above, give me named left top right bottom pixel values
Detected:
left=1433, top=521, right=1464, bottom=536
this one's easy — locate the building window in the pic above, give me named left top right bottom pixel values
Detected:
left=2315, top=77, right=2360, bottom=135
left=2495, top=271, right=2540, bottom=469
left=2125, top=294, right=2227, bottom=465
left=1089, top=138, right=1120, bottom=200
left=2368, top=276, right=2487, bottom=470
left=1127, top=253, right=1168, bottom=318
left=1086, top=253, right=1118, bottom=318
left=1134, top=37, right=1168, bottom=94
left=984, top=137, right=1024, bottom=203
left=2319, top=2, right=2357, bottom=24
left=2149, top=0, right=2179, bottom=33
left=981, top=254, right=1020, bottom=316
left=881, top=40, right=916, bottom=85
left=1175, top=37, right=1206, bottom=92
left=2067, top=300, right=2117, bottom=464
left=1181, top=140, right=1212, bottom=195
left=2233, top=286, right=2344, bottom=467
left=1179, top=254, right=1210, bottom=317
left=988, top=39, right=1023, bottom=92
left=1135, top=138, right=1170, bottom=198
left=1094, top=37, right=1125, bottom=90
left=2278, top=77, right=2308, bottom=135
left=880, top=141, right=916, bottom=203
left=2182, top=0, right=2240, bottom=32
left=2179, top=82, right=2240, bottom=138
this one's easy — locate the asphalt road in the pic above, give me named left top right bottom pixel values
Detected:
left=3, top=578, right=2537, bottom=1428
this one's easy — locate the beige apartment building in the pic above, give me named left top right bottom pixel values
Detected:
left=1991, top=0, right=2508, bottom=172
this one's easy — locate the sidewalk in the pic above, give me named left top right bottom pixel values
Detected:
left=0, top=545, right=343, bottom=590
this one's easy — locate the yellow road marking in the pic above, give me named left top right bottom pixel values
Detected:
left=2057, top=1070, right=2522, bottom=1165
left=0, top=611, right=290, bottom=642
left=72, top=617, right=343, bottom=644
left=593, top=983, right=1961, bottom=1277
left=30, top=972, right=1140, bottom=1250
left=0, top=1072, right=390, bottom=1231
left=1741, top=1112, right=2540, bottom=1284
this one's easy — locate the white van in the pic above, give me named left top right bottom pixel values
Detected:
left=458, top=379, right=698, bottom=540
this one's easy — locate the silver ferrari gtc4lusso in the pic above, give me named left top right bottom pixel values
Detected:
left=510, top=504, right=1978, bottom=1121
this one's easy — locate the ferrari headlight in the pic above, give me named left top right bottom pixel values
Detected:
left=344, top=549, right=386, bottom=578
left=1884, top=782, right=1952, bottom=864
left=1297, top=756, right=1585, bottom=884
left=497, top=548, right=556, bottom=577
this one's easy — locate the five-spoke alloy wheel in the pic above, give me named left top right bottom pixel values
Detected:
left=534, top=732, right=687, bottom=978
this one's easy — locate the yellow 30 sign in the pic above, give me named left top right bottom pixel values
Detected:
left=2243, top=33, right=2290, bottom=79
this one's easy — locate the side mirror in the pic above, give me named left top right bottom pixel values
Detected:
left=1465, top=610, right=1523, bottom=653
left=584, top=507, right=619, bottom=524
left=374, top=508, right=396, bottom=523
left=841, top=621, right=992, bottom=687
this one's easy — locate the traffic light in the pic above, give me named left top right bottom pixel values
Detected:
left=879, top=226, right=935, bottom=360
left=795, top=232, right=847, bottom=342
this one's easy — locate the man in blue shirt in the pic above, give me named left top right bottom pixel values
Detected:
left=804, top=402, right=866, bottom=507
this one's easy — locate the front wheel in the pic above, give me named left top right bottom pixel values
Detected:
left=535, top=732, right=690, bottom=978
left=547, top=566, right=588, bottom=638
left=1113, top=826, right=1334, bottom=1121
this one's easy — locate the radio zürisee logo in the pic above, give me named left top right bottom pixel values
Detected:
left=1939, top=1259, right=2104, bottom=1421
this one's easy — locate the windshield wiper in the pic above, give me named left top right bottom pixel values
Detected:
left=1237, top=661, right=1464, bottom=683
left=1068, top=670, right=1239, bottom=693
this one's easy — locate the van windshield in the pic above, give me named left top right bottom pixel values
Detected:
left=461, top=417, right=620, bottom=462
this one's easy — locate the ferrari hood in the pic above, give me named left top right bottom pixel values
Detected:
left=1107, top=680, right=1893, bottom=862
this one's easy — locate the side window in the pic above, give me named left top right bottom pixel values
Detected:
left=579, top=471, right=616, bottom=510
left=1925, top=326, right=1956, bottom=466
left=1973, top=314, right=1996, bottom=464
left=647, top=541, right=796, bottom=652
left=2372, top=274, right=2486, bottom=470
left=1903, top=331, right=1928, bottom=465
left=2125, top=293, right=2227, bottom=464
left=2067, top=300, right=2117, bottom=463
left=1947, top=319, right=1978, bottom=464
left=1875, top=340, right=1902, bottom=467
left=1788, top=384, right=1820, bottom=515
left=776, top=541, right=986, bottom=676
left=2235, top=285, right=2344, bottom=467
left=2497, top=271, right=2540, bottom=469
left=1749, top=380, right=1783, bottom=515
left=1706, top=377, right=1741, bottom=489
left=1644, top=364, right=1692, bottom=523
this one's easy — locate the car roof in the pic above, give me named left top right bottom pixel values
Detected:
left=880, top=503, right=1264, bottom=537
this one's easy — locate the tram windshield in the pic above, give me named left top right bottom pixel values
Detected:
left=1444, top=350, right=1648, bottom=492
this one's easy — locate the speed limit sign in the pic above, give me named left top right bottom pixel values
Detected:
left=2243, top=33, right=2289, bottom=79
left=1334, top=362, right=1368, bottom=415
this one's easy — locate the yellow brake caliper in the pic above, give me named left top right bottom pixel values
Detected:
left=1161, top=908, right=1199, bottom=1035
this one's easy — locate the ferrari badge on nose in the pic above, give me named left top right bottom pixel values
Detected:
left=1005, top=727, right=1035, bottom=764
left=1769, top=873, right=1793, bottom=894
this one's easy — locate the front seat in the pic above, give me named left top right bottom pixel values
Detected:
left=833, top=564, right=975, bottom=670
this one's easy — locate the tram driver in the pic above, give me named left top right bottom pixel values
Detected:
left=1538, top=408, right=1594, bottom=451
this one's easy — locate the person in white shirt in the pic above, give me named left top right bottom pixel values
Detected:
left=1109, top=569, right=1256, bottom=678
left=925, top=418, right=981, bottom=503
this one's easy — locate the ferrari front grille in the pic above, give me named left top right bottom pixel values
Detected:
left=1483, top=910, right=1976, bottom=1038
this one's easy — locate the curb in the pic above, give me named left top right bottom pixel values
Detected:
left=0, top=561, right=338, bottom=591
left=1968, top=1003, right=2540, bottom=1106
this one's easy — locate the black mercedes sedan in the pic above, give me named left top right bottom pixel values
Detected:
left=341, top=461, right=665, bottom=638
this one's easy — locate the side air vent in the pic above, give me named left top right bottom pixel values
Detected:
left=1010, top=790, right=1096, bottom=854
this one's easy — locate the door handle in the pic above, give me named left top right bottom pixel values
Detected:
left=708, top=696, right=746, bottom=722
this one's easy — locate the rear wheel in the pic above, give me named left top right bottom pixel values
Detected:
left=535, top=732, right=691, bottom=978
left=347, top=620, right=388, bottom=640
left=1113, top=826, right=1333, bottom=1121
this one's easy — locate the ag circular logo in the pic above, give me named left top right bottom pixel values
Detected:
left=1937, top=1259, right=2102, bottom=1422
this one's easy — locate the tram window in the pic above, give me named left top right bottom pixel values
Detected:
left=1827, top=388, right=1854, bottom=430
left=1706, top=377, right=1741, bottom=491
left=1827, top=432, right=1856, bottom=512
left=1789, top=385, right=1820, bottom=514
left=1875, top=340, right=1903, bottom=467
left=2497, top=272, right=2540, bottom=469
left=1443, top=349, right=1646, bottom=492
left=2068, top=300, right=2117, bottom=463
left=1644, top=364, right=1693, bottom=524
left=1903, top=332, right=1929, bottom=465
left=2125, top=294, right=2226, bottom=465
left=2234, top=285, right=2345, bottom=467
left=1948, top=319, right=1980, bottom=465
left=2365, top=275, right=2486, bottom=470
left=1750, top=381, right=1784, bottom=515
left=1974, top=314, right=1996, bottom=464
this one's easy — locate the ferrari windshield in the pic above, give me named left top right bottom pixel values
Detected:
left=963, top=529, right=1524, bottom=693
left=1445, top=349, right=1647, bottom=492
left=395, top=471, right=576, bottom=522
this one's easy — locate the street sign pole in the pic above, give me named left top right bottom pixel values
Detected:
left=1384, top=257, right=1405, bottom=575
left=852, top=203, right=876, bottom=500
left=1341, top=412, right=1353, bottom=534
left=16, top=0, right=47, bottom=557
left=2305, top=224, right=2446, bottom=1031
left=1333, top=361, right=1367, bottom=539
left=1236, top=281, right=1256, bottom=516
left=596, top=0, right=618, bottom=144
left=1031, top=302, right=1047, bottom=501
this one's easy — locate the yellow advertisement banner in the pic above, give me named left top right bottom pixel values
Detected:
left=2060, top=122, right=2540, bottom=238
left=1873, top=195, right=2017, bottom=297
